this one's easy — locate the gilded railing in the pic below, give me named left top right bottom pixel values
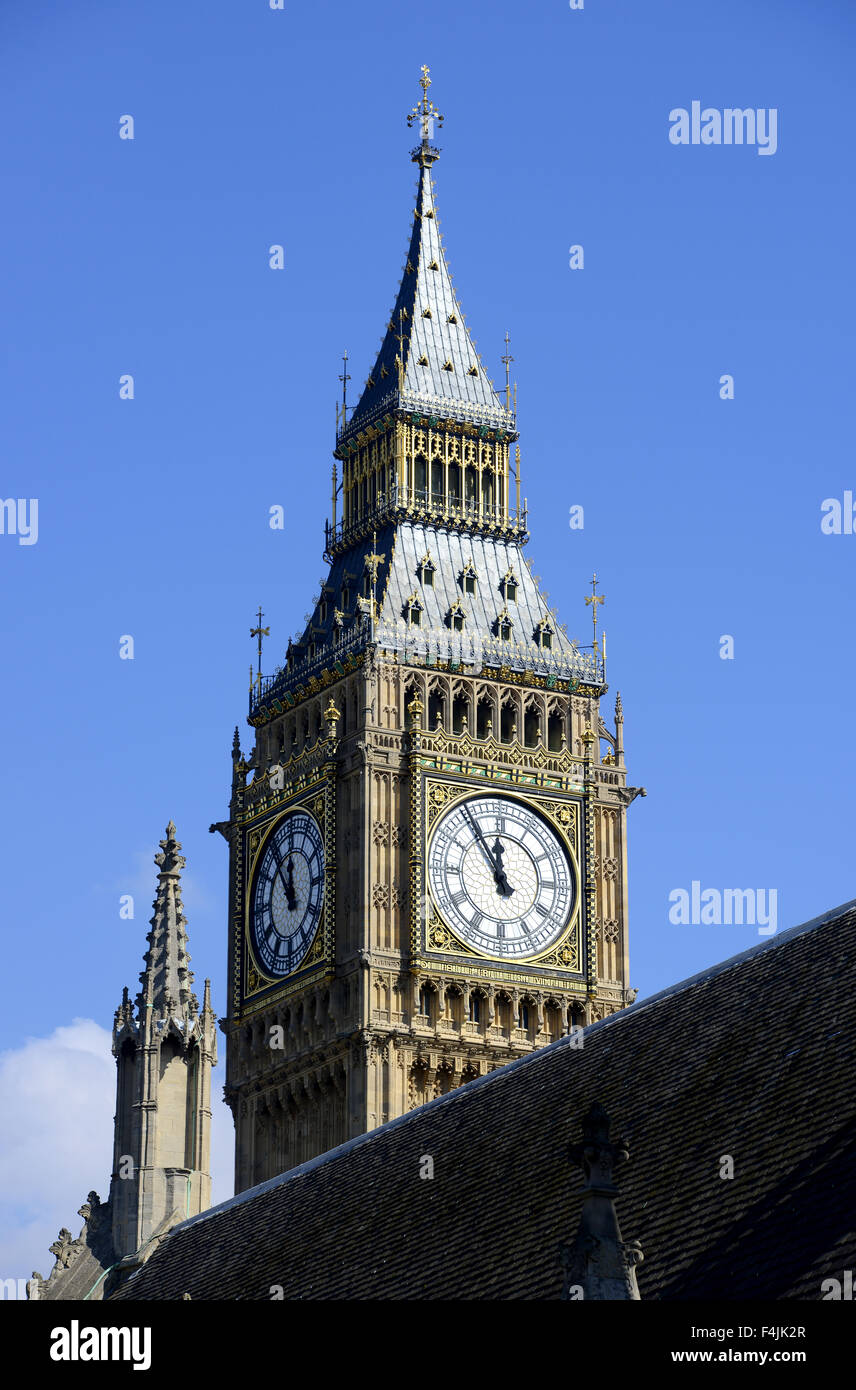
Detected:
left=250, top=617, right=604, bottom=717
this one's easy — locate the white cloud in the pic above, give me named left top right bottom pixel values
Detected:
left=0, top=1019, right=234, bottom=1290
left=0, top=1019, right=114, bottom=1288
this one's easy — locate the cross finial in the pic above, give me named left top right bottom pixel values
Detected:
left=407, top=64, right=444, bottom=159
left=584, top=572, right=605, bottom=653
left=250, top=605, right=270, bottom=689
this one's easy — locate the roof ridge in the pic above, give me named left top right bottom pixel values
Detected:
left=596, top=894, right=856, bottom=1036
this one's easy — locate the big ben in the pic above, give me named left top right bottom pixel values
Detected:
left=217, top=68, right=644, bottom=1194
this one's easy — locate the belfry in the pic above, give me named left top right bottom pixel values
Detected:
left=218, top=67, right=644, bottom=1193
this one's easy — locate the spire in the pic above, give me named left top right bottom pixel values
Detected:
left=561, top=1102, right=643, bottom=1300
left=137, top=821, right=196, bottom=1023
left=342, top=66, right=512, bottom=440
left=110, top=821, right=217, bottom=1264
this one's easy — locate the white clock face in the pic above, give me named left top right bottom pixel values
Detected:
left=427, top=794, right=575, bottom=959
left=251, top=810, right=324, bottom=978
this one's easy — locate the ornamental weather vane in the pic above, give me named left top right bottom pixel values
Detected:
left=407, top=65, right=445, bottom=144
left=585, top=573, right=605, bottom=656
left=250, top=605, right=270, bottom=692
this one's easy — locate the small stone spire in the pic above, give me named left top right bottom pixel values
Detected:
left=561, top=1102, right=643, bottom=1300
left=614, top=690, right=624, bottom=762
left=137, top=821, right=196, bottom=1025
left=113, top=984, right=134, bottom=1032
left=110, top=822, right=217, bottom=1262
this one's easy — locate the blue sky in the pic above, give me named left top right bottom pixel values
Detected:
left=1, top=0, right=854, bottom=1276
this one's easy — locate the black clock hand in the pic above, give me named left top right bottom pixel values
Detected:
left=276, top=854, right=297, bottom=911
left=285, top=857, right=297, bottom=910
left=492, top=838, right=514, bottom=898
left=462, top=804, right=499, bottom=875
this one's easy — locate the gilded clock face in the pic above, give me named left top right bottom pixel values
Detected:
left=251, top=809, right=324, bottom=978
left=428, top=794, right=575, bottom=959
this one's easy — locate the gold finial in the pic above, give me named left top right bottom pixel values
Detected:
left=323, top=699, right=340, bottom=730
left=407, top=65, right=444, bottom=154
left=365, top=530, right=386, bottom=624
left=407, top=694, right=424, bottom=728
left=584, top=573, right=605, bottom=656
left=250, top=606, right=270, bottom=689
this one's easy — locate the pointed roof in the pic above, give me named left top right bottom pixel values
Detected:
left=342, top=72, right=514, bottom=441
left=137, top=821, right=197, bottom=1024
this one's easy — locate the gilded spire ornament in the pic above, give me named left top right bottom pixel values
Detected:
left=250, top=606, right=270, bottom=689
left=585, top=573, right=605, bottom=656
left=407, top=64, right=444, bottom=165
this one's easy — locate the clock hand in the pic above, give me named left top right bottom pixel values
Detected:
left=462, top=804, right=499, bottom=874
left=492, top=837, right=515, bottom=898
left=276, top=855, right=298, bottom=911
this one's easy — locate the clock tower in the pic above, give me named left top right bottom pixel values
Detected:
left=216, top=69, right=644, bottom=1194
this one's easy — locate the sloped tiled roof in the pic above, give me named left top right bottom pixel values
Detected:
left=291, top=521, right=571, bottom=667
left=380, top=522, right=571, bottom=657
left=345, top=163, right=510, bottom=435
left=111, top=900, right=856, bottom=1301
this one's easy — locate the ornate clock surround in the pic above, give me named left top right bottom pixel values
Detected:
left=411, top=768, right=588, bottom=991
left=240, top=773, right=337, bottom=1011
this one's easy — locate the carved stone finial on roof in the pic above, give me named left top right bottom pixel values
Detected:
left=154, top=822, right=185, bottom=876
left=561, top=1102, right=643, bottom=1301
left=49, top=1229, right=75, bottom=1270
